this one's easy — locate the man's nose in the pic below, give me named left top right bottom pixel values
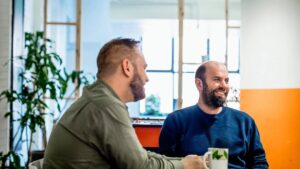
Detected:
left=145, top=74, right=149, bottom=82
left=220, top=80, right=228, bottom=88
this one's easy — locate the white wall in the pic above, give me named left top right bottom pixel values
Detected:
left=0, top=0, right=12, bottom=153
left=240, top=0, right=300, bottom=89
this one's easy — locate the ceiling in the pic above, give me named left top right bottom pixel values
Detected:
left=110, top=0, right=241, bottom=20
left=111, top=0, right=241, bottom=5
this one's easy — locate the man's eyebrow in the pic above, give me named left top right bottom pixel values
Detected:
left=212, top=75, right=221, bottom=78
left=212, top=75, right=229, bottom=80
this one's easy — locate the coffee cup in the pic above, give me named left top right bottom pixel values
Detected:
left=202, top=148, right=228, bottom=169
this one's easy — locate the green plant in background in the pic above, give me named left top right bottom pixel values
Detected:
left=0, top=151, right=21, bottom=169
left=0, top=31, right=92, bottom=168
left=145, top=94, right=161, bottom=116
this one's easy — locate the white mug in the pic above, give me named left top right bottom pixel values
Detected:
left=203, top=148, right=229, bottom=169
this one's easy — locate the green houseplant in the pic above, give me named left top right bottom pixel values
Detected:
left=0, top=31, right=91, bottom=168
left=145, top=94, right=161, bottom=116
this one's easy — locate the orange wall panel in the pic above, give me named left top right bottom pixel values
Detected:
left=240, top=88, right=300, bottom=169
left=134, top=127, right=161, bottom=148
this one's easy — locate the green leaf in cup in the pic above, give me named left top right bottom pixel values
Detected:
left=224, top=150, right=228, bottom=159
left=212, top=149, right=228, bottom=160
left=212, top=150, right=222, bottom=160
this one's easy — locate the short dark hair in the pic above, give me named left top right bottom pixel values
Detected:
left=96, top=38, right=140, bottom=78
left=195, top=64, right=207, bottom=82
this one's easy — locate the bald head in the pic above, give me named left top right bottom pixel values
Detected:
left=195, top=61, right=228, bottom=82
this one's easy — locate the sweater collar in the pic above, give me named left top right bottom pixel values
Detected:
left=195, top=104, right=226, bottom=119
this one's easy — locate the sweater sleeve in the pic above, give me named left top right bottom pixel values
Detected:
left=246, top=120, right=269, bottom=169
left=93, top=103, right=184, bottom=169
left=159, top=113, right=182, bottom=157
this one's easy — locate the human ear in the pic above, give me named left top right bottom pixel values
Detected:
left=195, top=78, right=203, bottom=91
left=121, top=58, right=134, bottom=77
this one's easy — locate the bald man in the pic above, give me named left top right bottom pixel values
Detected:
left=43, top=38, right=203, bottom=169
left=159, top=61, right=268, bottom=169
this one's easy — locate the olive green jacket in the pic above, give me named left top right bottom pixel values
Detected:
left=43, top=80, right=183, bottom=169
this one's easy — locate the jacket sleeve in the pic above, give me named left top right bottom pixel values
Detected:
left=246, top=120, right=269, bottom=169
left=92, top=103, right=184, bottom=169
left=159, top=113, right=182, bottom=157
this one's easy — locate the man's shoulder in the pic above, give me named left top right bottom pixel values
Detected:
left=224, top=107, right=255, bottom=122
left=82, top=81, right=126, bottom=109
left=59, top=83, right=127, bottom=126
left=167, top=105, right=198, bottom=121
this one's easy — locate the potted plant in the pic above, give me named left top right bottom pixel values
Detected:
left=145, top=94, right=161, bottom=116
left=0, top=31, right=91, bottom=168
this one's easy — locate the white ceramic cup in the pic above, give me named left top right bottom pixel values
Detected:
left=202, top=148, right=229, bottom=169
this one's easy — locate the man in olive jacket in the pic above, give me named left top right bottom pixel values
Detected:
left=43, top=38, right=204, bottom=169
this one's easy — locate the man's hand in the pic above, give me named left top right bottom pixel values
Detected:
left=182, top=155, right=205, bottom=169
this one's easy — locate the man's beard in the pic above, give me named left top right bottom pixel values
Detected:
left=202, top=81, right=228, bottom=108
left=129, top=70, right=145, bottom=102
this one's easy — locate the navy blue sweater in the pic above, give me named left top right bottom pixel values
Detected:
left=159, top=105, right=268, bottom=169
